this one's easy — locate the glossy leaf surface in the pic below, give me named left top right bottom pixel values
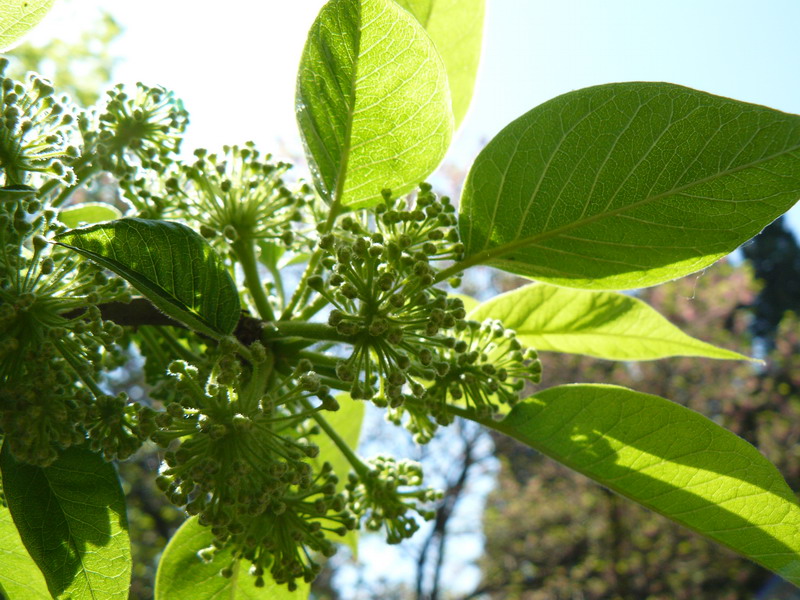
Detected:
left=394, top=0, right=484, bottom=127
left=56, top=218, right=240, bottom=338
left=469, top=282, right=750, bottom=361
left=0, top=444, right=131, bottom=600
left=0, top=0, right=54, bottom=51
left=459, top=83, right=800, bottom=289
left=155, top=517, right=309, bottom=600
left=296, top=0, right=453, bottom=209
left=0, top=502, right=50, bottom=599
left=481, top=385, right=800, bottom=585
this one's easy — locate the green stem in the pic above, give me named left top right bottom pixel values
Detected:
left=53, top=339, right=105, bottom=399
left=297, top=350, right=341, bottom=368
left=281, top=248, right=323, bottom=320
left=298, top=294, right=330, bottom=321
left=281, top=201, right=344, bottom=320
left=44, top=156, right=99, bottom=208
left=302, top=397, right=369, bottom=478
left=138, top=326, right=170, bottom=371
left=432, top=255, right=485, bottom=285
left=233, top=238, right=275, bottom=322
left=153, top=326, right=201, bottom=364
left=267, top=261, right=286, bottom=309
left=240, top=349, right=274, bottom=414
left=262, top=321, right=352, bottom=343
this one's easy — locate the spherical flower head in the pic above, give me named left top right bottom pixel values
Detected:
left=171, top=143, right=305, bottom=244
left=86, top=82, right=188, bottom=178
left=345, top=455, right=439, bottom=544
left=0, top=61, right=79, bottom=186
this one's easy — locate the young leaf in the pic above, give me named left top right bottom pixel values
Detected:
left=296, top=0, right=453, bottom=209
left=58, top=202, right=122, bottom=228
left=459, top=83, right=800, bottom=290
left=0, top=444, right=131, bottom=600
left=154, top=517, right=309, bottom=600
left=0, top=502, right=50, bottom=600
left=469, top=282, right=750, bottom=361
left=0, top=0, right=55, bottom=51
left=394, top=0, right=485, bottom=127
left=476, top=384, right=800, bottom=585
left=56, top=218, right=240, bottom=338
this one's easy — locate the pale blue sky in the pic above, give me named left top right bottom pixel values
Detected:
left=31, top=1, right=800, bottom=169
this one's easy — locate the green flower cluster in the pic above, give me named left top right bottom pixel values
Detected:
left=79, top=81, right=188, bottom=181
left=0, top=69, right=191, bottom=466
left=167, top=143, right=309, bottom=245
left=307, top=184, right=542, bottom=441
left=153, top=349, right=355, bottom=590
left=346, top=455, right=440, bottom=544
left=0, top=58, right=77, bottom=187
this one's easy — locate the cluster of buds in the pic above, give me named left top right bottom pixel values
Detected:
left=153, top=352, right=354, bottom=590
left=391, top=319, right=542, bottom=443
left=345, top=455, right=440, bottom=544
left=166, top=143, right=310, bottom=247
left=0, top=59, right=78, bottom=187
left=79, top=82, right=188, bottom=180
left=306, top=184, right=541, bottom=441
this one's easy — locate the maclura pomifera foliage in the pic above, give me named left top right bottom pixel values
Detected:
left=3, top=0, right=800, bottom=598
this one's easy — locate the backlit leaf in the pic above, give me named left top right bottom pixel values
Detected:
left=469, top=282, right=750, bottom=361
left=154, top=517, right=309, bottom=600
left=58, top=202, right=122, bottom=228
left=0, top=502, right=50, bottom=600
left=56, top=218, right=240, bottom=338
left=479, top=385, right=800, bottom=585
left=459, top=83, right=800, bottom=290
left=0, top=444, right=131, bottom=600
left=296, top=0, right=453, bottom=209
left=394, top=0, right=484, bottom=127
left=0, top=0, right=54, bottom=51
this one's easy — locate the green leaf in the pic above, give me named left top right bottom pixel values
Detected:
left=459, top=83, right=800, bottom=290
left=296, top=0, right=453, bottom=209
left=58, top=202, right=122, bottom=228
left=0, top=502, right=50, bottom=600
left=480, top=384, right=800, bottom=585
left=0, top=444, right=131, bottom=600
left=0, top=0, right=55, bottom=52
left=469, top=282, right=750, bottom=361
left=155, top=517, right=309, bottom=600
left=394, top=0, right=484, bottom=127
left=313, top=394, right=365, bottom=555
left=56, top=218, right=240, bottom=338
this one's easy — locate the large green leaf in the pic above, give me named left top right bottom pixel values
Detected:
left=469, top=282, right=750, bottom=361
left=56, top=218, right=240, bottom=338
left=296, top=0, right=453, bottom=209
left=0, top=444, right=131, bottom=600
left=154, top=517, right=309, bottom=600
left=313, top=394, right=365, bottom=555
left=475, top=385, right=800, bottom=585
left=394, top=0, right=484, bottom=127
left=459, top=83, right=800, bottom=290
left=0, top=0, right=55, bottom=51
left=0, top=502, right=50, bottom=600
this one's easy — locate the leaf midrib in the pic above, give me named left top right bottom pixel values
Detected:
left=470, top=140, right=800, bottom=267
left=42, top=467, right=100, bottom=600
